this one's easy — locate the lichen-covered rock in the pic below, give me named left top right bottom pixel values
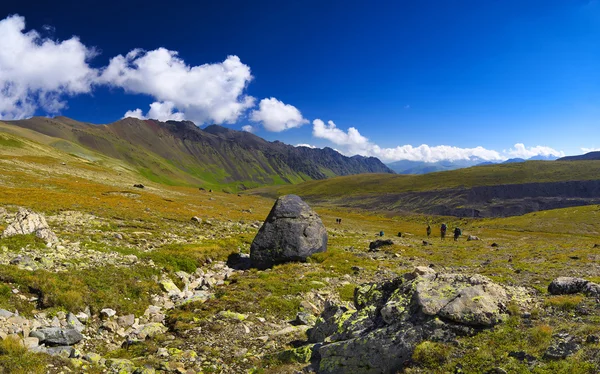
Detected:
left=309, top=268, right=531, bottom=374
left=250, top=195, right=327, bottom=269
left=2, top=208, right=58, bottom=243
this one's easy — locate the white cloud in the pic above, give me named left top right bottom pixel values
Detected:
left=506, top=143, right=564, bottom=158
left=123, top=101, right=185, bottom=121
left=312, top=118, right=564, bottom=163
left=581, top=147, right=600, bottom=153
left=241, top=125, right=255, bottom=133
left=312, top=119, right=369, bottom=155
left=0, top=15, right=98, bottom=119
left=296, top=143, right=317, bottom=148
left=101, top=49, right=254, bottom=125
left=250, top=97, right=308, bottom=132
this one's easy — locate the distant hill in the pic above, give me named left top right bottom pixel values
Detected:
left=0, top=117, right=393, bottom=190
left=253, top=160, right=600, bottom=217
left=559, top=151, right=600, bottom=161
left=387, top=158, right=486, bottom=174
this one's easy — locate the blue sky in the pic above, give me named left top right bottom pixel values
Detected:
left=0, top=0, right=598, bottom=162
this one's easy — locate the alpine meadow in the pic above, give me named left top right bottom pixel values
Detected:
left=0, top=2, right=599, bottom=374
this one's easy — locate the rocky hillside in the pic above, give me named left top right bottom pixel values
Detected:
left=0, top=116, right=393, bottom=190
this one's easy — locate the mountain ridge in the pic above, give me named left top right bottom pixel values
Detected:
left=0, top=116, right=393, bottom=190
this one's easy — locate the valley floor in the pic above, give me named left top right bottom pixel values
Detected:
left=0, top=148, right=599, bottom=373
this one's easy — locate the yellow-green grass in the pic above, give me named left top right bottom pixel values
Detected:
left=254, top=160, right=600, bottom=198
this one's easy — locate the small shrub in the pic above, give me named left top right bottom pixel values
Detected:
left=529, top=324, right=552, bottom=346
left=412, top=341, right=448, bottom=368
left=338, top=284, right=357, bottom=303
left=544, top=295, right=584, bottom=311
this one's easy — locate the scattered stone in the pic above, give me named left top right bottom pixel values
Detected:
left=0, top=309, right=14, bottom=318
left=508, top=351, right=537, bottom=363
left=369, top=239, right=394, bottom=251
left=133, top=184, right=145, bottom=189
left=491, top=243, right=499, bottom=247
left=100, top=308, right=117, bottom=318
left=32, top=327, right=83, bottom=346
left=250, top=195, right=327, bottom=269
left=292, top=312, right=317, bottom=326
left=47, top=346, right=75, bottom=358
left=66, top=313, right=85, bottom=333
left=422, top=240, right=431, bottom=246
left=23, top=337, right=39, bottom=349
left=2, top=208, right=58, bottom=243
left=586, top=335, right=599, bottom=344
left=544, top=334, right=581, bottom=360
left=467, top=235, right=480, bottom=241
left=106, top=358, right=136, bottom=373
left=159, top=278, right=181, bottom=295
left=114, top=233, right=124, bottom=240
left=118, top=314, right=135, bottom=327
left=191, top=216, right=202, bottom=224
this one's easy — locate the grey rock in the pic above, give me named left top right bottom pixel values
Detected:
left=101, top=308, right=117, bottom=318
left=33, top=327, right=83, bottom=346
left=312, top=268, right=529, bottom=373
left=66, top=313, right=85, bottom=333
left=0, top=309, right=14, bottom=318
left=46, top=346, right=75, bottom=358
left=118, top=314, right=135, bottom=327
left=544, top=334, right=581, bottom=360
left=548, top=277, right=590, bottom=295
left=508, top=350, right=537, bottom=363
left=368, top=239, right=394, bottom=252
left=250, top=195, right=327, bottom=269
left=2, top=208, right=58, bottom=243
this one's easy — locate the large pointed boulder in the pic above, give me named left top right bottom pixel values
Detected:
left=250, top=195, right=327, bottom=269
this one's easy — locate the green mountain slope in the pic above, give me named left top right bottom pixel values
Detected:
left=252, top=161, right=600, bottom=217
left=0, top=117, right=393, bottom=191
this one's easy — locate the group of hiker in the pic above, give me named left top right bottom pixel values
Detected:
left=427, top=223, right=461, bottom=241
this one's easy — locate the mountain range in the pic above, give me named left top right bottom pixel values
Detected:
left=0, top=117, right=393, bottom=191
left=387, top=155, right=560, bottom=174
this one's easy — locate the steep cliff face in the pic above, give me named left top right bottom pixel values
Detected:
left=2, top=117, right=394, bottom=189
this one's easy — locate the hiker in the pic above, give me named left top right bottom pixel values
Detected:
left=426, top=225, right=431, bottom=237
left=454, top=227, right=462, bottom=241
left=440, top=223, right=447, bottom=240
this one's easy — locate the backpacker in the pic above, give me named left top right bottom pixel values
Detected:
left=441, top=223, right=447, bottom=232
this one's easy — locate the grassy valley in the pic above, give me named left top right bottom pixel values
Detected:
left=0, top=127, right=599, bottom=373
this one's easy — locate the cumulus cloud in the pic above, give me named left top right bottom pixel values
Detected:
left=296, top=143, right=317, bottom=148
left=0, top=15, right=98, bottom=119
left=123, top=101, right=185, bottom=121
left=581, top=147, right=600, bottom=153
left=506, top=143, right=564, bottom=158
left=101, top=49, right=254, bottom=124
left=250, top=98, right=308, bottom=132
left=312, top=119, right=369, bottom=154
left=241, top=125, right=255, bottom=133
left=312, top=118, right=563, bottom=163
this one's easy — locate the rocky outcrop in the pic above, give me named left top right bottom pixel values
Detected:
left=368, top=239, right=394, bottom=252
left=305, top=267, right=532, bottom=374
left=2, top=208, right=58, bottom=243
left=250, top=195, right=327, bottom=269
